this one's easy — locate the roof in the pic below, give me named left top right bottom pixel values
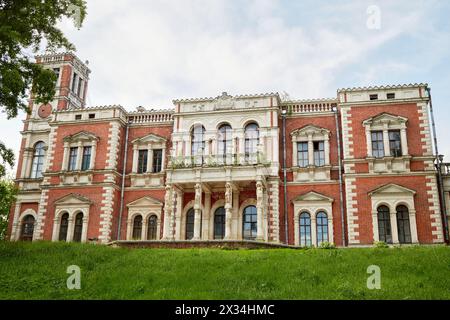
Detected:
left=337, top=83, right=428, bottom=93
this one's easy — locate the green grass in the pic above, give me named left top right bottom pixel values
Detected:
left=0, top=241, right=449, bottom=300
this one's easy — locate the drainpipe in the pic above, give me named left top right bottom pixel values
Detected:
left=117, top=120, right=131, bottom=240
left=281, top=108, right=289, bottom=244
left=426, top=88, right=449, bottom=243
left=333, top=104, right=346, bottom=247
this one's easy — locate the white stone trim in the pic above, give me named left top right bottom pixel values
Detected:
left=341, top=107, right=354, bottom=159
left=99, top=186, right=115, bottom=243
left=417, top=102, right=433, bottom=156
left=13, top=209, right=38, bottom=241
left=425, top=175, right=444, bottom=243
left=345, top=177, right=359, bottom=244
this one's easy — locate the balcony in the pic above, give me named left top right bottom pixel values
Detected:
left=166, top=152, right=272, bottom=184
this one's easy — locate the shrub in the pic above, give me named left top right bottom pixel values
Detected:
left=374, top=241, right=389, bottom=248
left=319, top=241, right=336, bottom=249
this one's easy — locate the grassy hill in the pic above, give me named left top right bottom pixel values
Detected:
left=0, top=241, right=449, bottom=300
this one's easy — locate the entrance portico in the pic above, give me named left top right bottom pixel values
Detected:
left=163, top=166, right=273, bottom=242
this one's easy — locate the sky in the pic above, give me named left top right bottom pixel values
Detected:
left=1, top=0, right=450, bottom=176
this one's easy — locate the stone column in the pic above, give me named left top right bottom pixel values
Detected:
left=390, top=211, right=399, bottom=244
left=66, top=217, right=74, bottom=242
left=292, top=137, right=298, bottom=167
left=175, top=190, right=183, bottom=240
left=365, top=126, right=372, bottom=157
left=400, top=127, right=408, bottom=156
left=311, top=215, right=317, bottom=247
left=383, top=123, right=390, bottom=157
left=162, top=185, right=173, bottom=239
left=256, top=181, right=264, bottom=241
left=324, top=136, right=330, bottom=165
left=409, top=209, right=418, bottom=243
left=10, top=203, right=21, bottom=241
left=203, top=191, right=211, bottom=240
left=307, top=134, right=314, bottom=166
left=76, top=141, right=83, bottom=170
left=132, top=145, right=139, bottom=173
left=232, top=189, right=239, bottom=239
left=89, top=141, right=97, bottom=170
left=372, top=211, right=379, bottom=242
left=193, top=183, right=202, bottom=240
left=142, top=219, right=148, bottom=241
left=224, top=182, right=233, bottom=240
left=147, top=146, right=153, bottom=173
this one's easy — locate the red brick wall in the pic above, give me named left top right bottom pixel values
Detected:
left=352, top=175, right=435, bottom=244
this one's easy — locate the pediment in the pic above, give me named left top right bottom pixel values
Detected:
left=63, top=131, right=99, bottom=143
left=127, top=196, right=163, bottom=208
left=291, top=125, right=330, bottom=137
left=54, top=193, right=92, bottom=206
left=293, top=191, right=334, bottom=203
left=368, top=183, right=416, bottom=196
left=132, top=133, right=167, bottom=145
left=363, top=113, right=408, bottom=126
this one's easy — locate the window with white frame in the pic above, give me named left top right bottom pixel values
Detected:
left=363, top=113, right=409, bottom=158
left=291, top=125, right=330, bottom=168
left=30, top=141, right=46, bottom=178
left=131, top=134, right=167, bottom=174
left=62, top=131, right=99, bottom=172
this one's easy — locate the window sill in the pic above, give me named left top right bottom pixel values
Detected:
left=292, top=165, right=332, bottom=182
left=130, top=172, right=165, bottom=187
left=60, top=170, right=94, bottom=185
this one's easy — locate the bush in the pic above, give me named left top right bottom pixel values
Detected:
left=374, top=241, right=389, bottom=248
left=319, top=241, right=336, bottom=249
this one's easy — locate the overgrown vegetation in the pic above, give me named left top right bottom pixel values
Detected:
left=0, top=179, right=17, bottom=240
left=0, top=0, right=87, bottom=177
left=0, top=242, right=449, bottom=300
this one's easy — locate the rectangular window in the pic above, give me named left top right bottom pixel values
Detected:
left=71, top=72, right=78, bottom=92
left=297, top=142, right=308, bottom=167
left=137, top=150, right=148, bottom=174
left=89, top=113, right=95, bottom=119
left=387, top=93, right=395, bottom=99
left=53, top=68, right=60, bottom=86
left=152, top=149, right=163, bottom=173
left=313, top=141, right=325, bottom=166
left=81, top=146, right=92, bottom=171
left=77, top=78, right=83, bottom=97
left=68, top=147, right=78, bottom=171
left=75, top=114, right=82, bottom=120
left=389, top=130, right=402, bottom=157
left=371, top=131, right=385, bottom=158
left=370, top=94, right=378, bottom=100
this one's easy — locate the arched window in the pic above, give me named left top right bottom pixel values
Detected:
left=299, top=212, right=312, bottom=247
left=147, top=215, right=158, bottom=240
left=59, top=212, right=69, bottom=241
left=396, top=205, right=412, bottom=244
left=73, top=212, right=84, bottom=242
left=243, top=205, right=257, bottom=240
left=377, top=205, right=392, bottom=244
left=30, top=141, right=45, bottom=179
left=214, top=207, right=226, bottom=240
left=218, top=124, right=232, bottom=163
left=132, top=215, right=143, bottom=240
left=191, top=125, right=205, bottom=157
left=245, top=123, right=259, bottom=162
left=316, top=211, right=329, bottom=245
left=185, top=208, right=195, bottom=240
left=20, top=215, right=35, bottom=241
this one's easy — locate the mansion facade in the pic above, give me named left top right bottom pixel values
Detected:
left=7, top=52, right=450, bottom=246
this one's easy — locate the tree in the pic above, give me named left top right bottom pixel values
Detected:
left=0, top=179, right=18, bottom=240
left=0, top=0, right=87, bottom=177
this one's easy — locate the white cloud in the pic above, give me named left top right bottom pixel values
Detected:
left=2, top=0, right=450, bottom=175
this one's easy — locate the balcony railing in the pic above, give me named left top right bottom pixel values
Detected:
left=168, top=153, right=270, bottom=169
